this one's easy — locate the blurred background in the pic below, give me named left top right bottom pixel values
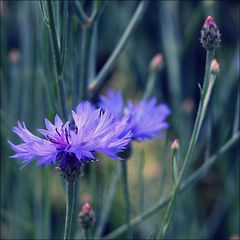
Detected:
left=0, top=1, right=239, bottom=239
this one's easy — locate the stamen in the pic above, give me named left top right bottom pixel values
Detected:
left=55, top=128, right=61, bottom=137
left=65, top=128, right=70, bottom=144
left=47, top=135, right=59, bottom=144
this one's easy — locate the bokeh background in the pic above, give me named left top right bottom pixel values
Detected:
left=1, top=1, right=239, bottom=239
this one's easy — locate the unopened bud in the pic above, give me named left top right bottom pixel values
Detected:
left=149, top=53, right=164, bottom=71
left=8, top=48, right=20, bottom=64
left=171, top=139, right=179, bottom=184
left=78, top=203, right=96, bottom=230
left=171, top=139, right=179, bottom=150
left=210, top=59, right=220, bottom=74
left=200, top=16, right=221, bottom=51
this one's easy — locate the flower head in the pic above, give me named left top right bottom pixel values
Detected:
left=9, top=101, right=132, bottom=182
left=200, top=16, right=221, bottom=51
left=99, top=90, right=170, bottom=141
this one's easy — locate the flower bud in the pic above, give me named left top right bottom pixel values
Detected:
left=8, top=48, right=20, bottom=64
left=200, top=16, right=221, bottom=51
left=171, top=139, right=179, bottom=184
left=78, top=203, right=96, bottom=230
left=210, top=59, right=220, bottom=74
left=149, top=53, right=164, bottom=71
left=171, top=139, right=179, bottom=151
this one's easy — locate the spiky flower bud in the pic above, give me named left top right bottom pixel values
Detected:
left=149, top=53, right=164, bottom=71
left=78, top=203, right=96, bottom=230
left=210, top=59, right=220, bottom=74
left=200, top=16, right=221, bottom=51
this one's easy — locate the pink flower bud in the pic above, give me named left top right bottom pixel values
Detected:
left=149, top=53, right=164, bottom=71
left=171, top=139, right=179, bottom=150
left=8, top=48, right=20, bottom=64
left=210, top=59, right=220, bottom=74
left=78, top=203, right=96, bottom=229
left=200, top=16, right=221, bottom=51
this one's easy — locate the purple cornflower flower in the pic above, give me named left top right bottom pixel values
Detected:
left=99, top=90, right=171, bottom=141
left=8, top=101, right=132, bottom=182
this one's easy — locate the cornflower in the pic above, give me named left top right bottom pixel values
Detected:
left=99, top=90, right=170, bottom=142
left=8, top=101, right=132, bottom=182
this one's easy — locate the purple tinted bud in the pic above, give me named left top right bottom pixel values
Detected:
left=200, top=16, right=221, bottom=51
left=78, top=203, right=96, bottom=229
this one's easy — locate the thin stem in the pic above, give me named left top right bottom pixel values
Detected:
left=143, top=71, right=157, bottom=99
left=47, top=1, right=61, bottom=74
left=121, top=160, right=132, bottom=239
left=88, top=0, right=149, bottom=96
left=39, top=0, right=49, bottom=26
left=64, top=182, right=76, bottom=240
left=172, top=148, right=179, bottom=185
left=232, top=92, right=239, bottom=136
left=94, top=164, right=121, bottom=238
left=84, top=229, right=89, bottom=240
left=72, top=0, right=89, bottom=25
left=43, top=169, right=50, bottom=239
left=90, top=0, right=106, bottom=22
left=46, top=0, right=68, bottom=120
left=157, top=50, right=215, bottom=239
left=138, top=149, right=145, bottom=214
left=74, top=25, right=90, bottom=105
left=79, top=26, right=91, bottom=101
left=104, top=132, right=240, bottom=240
left=87, top=22, right=98, bottom=85
left=60, top=1, right=68, bottom=71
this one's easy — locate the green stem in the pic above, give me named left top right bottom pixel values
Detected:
left=73, top=1, right=89, bottom=25
left=157, top=50, right=215, bottom=239
left=47, top=1, right=61, bottom=74
left=90, top=0, right=106, bottom=22
left=121, top=160, right=132, bottom=239
left=43, top=169, right=50, bottom=239
left=143, top=71, right=157, bottom=99
left=172, top=148, right=179, bottom=185
left=94, top=164, right=121, bottom=238
left=75, top=26, right=91, bottom=104
left=138, top=149, right=145, bottom=214
left=64, top=182, right=76, bottom=240
left=60, top=1, right=68, bottom=71
left=46, top=0, right=68, bottom=120
left=88, top=0, right=149, bottom=96
left=84, top=229, right=89, bottom=240
left=87, top=22, right=98, bottom=85
left=104, top=132, right=240, bottom=240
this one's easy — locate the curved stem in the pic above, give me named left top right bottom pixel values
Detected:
left=157, top=50, right=215, bottom=239
left=64, top=182, right=76, bottom=240
left=121, top=160, right=132, bottom=239
left=94, top=164, right=121, bottom=238
left=88, top=0, right=149, bottom=96
left=104, top=132, right=240, bottom=240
